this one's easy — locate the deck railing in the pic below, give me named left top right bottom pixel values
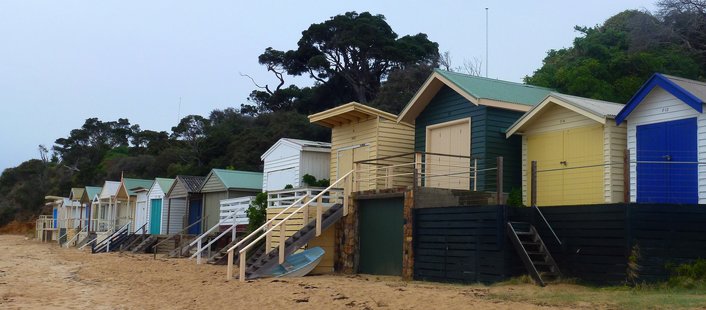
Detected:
left=35, top=215, right=56, bottom=242
left=225, top=170, right=353, bottom=281
left=353, top=151, right=486, bottom=192
left=190, top=209, right=245, bottom=264
left=219, top=196, right=254, bottom=227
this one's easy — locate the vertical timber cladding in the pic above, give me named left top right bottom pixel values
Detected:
left=413, top=206, right=513, bottom=284
left=358, top=197, right=405, bottom=276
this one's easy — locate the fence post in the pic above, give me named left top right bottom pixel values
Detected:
left=531, top=161, right=538, bottom=207
left=316, top=195, right=323, bottom=236
left=413, top=152, right=422, bottom=189
left=623, top=149, right=630, bottom=203
left=279, top=224, right=285, bottom=264
left=473, top=158, right=478, bottom=191
left=265, top=222, right=272, bottom=253
left=496, top=156, right=504, bottom=205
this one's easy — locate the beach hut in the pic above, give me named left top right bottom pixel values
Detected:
left=68, top=188, right=85, bottom=229
left=165, top=175, right=205, bottom=235
left=506, top=92, right=626, bottom=206
left=615, top=73, right=706, bottom=204
left=81, top=186, right=101, bottom=231
left=132, top=186, right=150, bottom=235
left=309, top=102, right=415, bottom=190
left=96, top=181, right=121, bottom=233
left=144, top=178, right=178, bottom=234
left=261, top=138, right=331, bottom=192
left=397, top=69, right=552, bottom=193
left=115, top=178, right=154, bottom=232
left=198, top=169, right=262, bottom=229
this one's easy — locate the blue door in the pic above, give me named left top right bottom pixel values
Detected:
left=150, top=199, right=162, bottom=234
left=52, top=208, right=58, bottom=228
left=187, top=199, right=203, bottom=235
left=637, top=118, right=698, bottom=204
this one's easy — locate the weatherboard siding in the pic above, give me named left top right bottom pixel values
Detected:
left=300, top=151, right=331, bottom=185
left=168, top=180, right=189, bottom=199
left=201, top=176, right=226, bottom=193
left=164, top=198, right=186, bottom=234
left=604, top=123, right=627, bottom=203
left=263, top=153, right=300, bottom=191
left=626, top=87, right=706, bottom=203
left=415, top=86, right=523, bottom=193
left=329, top=117, right=378, bottom=181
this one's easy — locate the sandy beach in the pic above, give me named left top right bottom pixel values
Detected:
left=0, top=234, right=585, bottom=309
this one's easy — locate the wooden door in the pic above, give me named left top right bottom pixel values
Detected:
left=150, top=199, right=162, bottom=234
left=527, top=131, right=564, bottom=206
left=562, top=125, right=604, bottom=205
left=338, top=145, right=370, bottom=189
left=425, top=119, right=471, bottom=190
left=359, top=198, right=404, bottom=275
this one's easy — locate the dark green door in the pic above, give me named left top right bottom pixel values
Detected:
left=358, top=198, right=404, bottom=275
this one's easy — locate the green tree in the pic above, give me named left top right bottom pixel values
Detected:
left=526, top=10, right=703, bottom=103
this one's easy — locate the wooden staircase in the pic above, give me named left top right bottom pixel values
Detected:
left=207, top=237, right=239, bottom=265
left=92, top=224, right=131, bottom=253
left=237, top=203, right=344, bottom=279
left=169, top=235, right=203, bottom=258
left=506, top=221, right=561, bottom=286
left=131, top=235, right=158, bottom=253
left=76, top=232, right=97, bottom=249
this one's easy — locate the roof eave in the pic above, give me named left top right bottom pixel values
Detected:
left=616, top=73, right=704, bottom=125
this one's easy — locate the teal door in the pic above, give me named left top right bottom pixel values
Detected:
left=150, top=199, right=162, bottom=234
left=359, top=198, right=404, bottom=276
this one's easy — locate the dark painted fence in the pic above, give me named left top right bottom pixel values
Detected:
left=413, top=204, right=706, bottom=284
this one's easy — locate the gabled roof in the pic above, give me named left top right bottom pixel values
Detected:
left=84, top=186, right=102, bottom=202
left=99, top=181, right=121, bottom=199
left=309, top=102, right=410, bottom=128
left=121, top=178, right=154, bottom=197
left=398, top=69, right=553, bottom=123
left=179, top=175, right=206, bottom=193
left=616, top=73, right=706, bottom=124
left=155, top=178, right=175, bottom=193
left=69, top=188, right=84, bottom=201
left=506, top=92, right=624, bottom=137
left=261, top=138, right=331, bottom=160
left=199, top=169, right=263, bottom=192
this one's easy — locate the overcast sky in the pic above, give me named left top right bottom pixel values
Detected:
left=0, top=0, right=655, bottom=172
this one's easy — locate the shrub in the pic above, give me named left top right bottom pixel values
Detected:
left=246, top=192, right=268, bottom=233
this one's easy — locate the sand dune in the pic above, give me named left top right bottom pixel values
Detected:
left=0, top=235, right=568, bottom=309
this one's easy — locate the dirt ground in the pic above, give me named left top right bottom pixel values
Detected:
left=0, top=234, right=621, bottom=309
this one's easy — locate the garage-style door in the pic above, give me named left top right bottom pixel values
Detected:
left=636, top=118, right=698, bottom=204
left=358, top=198, right=403, bottom=275
left=425, top=119, right=471, bottom=190
left=527, top=125, right=604, bottom=206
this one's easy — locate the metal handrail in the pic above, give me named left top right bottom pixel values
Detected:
left=152, top=215, right=208, bottom=259
left=532, top=205, right=561, bottom=245
left=227, top=170, right=352, bottom=281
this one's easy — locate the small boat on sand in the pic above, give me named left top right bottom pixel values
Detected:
left=268, top=247, right=325, bottom=278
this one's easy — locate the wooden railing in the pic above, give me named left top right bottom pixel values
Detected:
left=219, top=197, right=254, bottom=227
left=354, top=151, right=488, bottom=192
left=120, top=222, right=149, bottom=252
left=190, top=209, right=245, bottom=264
left=225, top=170, right=353, bottom=281
left=62, top=226, right=86, bottom=248
left=152, top=215, right=208, bottom=259
left=35, top=215, right=56, bottom=242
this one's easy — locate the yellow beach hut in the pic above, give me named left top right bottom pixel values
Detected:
left=506, top=92, right=626, bottom=206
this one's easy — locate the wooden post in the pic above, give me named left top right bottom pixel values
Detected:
left=166, top=198, right=171, bottom=235
left=302, top=195, right=309, bottom=224
left=196, top=239, right=202, bottom=264
left=354, top=162, right=361, bottom=191
left=496, top=156, right=504, bottom=205
left=265, top=222, right=272, bottom=253
left=239, top=251, right=246, bottom=282
left=623, top=149, right=630, bottom=203
left=279, top=224, right=285, bottom=264
left=316, top=195, right=323, bottom=236
left=226, top=250, right=234, bottom=280
left=473, top=159, right=478, bottom=191
left=415, top=152, right=422, bottom=187
left=531, top=161, right=538, bottom=207
left=386, top=166, right=393, bottom=188
left=343, top=177, right=350, bottom=216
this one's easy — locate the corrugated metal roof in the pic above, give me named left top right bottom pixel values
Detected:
left=211, top=169, right=263, bottom=191
left=123, top=178, right=154, bottom=196
left=505, top=92, right=623, bottom=137
left=84, top=186, right=102, bottom=201
left=549, top=92, right=624, bottom=118
left=155, top=178, right=175, bottom=193
left=261, top=138, right=331, bottom=160
left=99, top=181, right=121, bottom=199
left=282, top=138, right=331, bottom=149
left=436, top=69, right=552, bottom=106
left=70, top=188, right=84, bottom=201
left=177, top=175, right=205, bottom=193
left=663, top=74, right=706, bottom=102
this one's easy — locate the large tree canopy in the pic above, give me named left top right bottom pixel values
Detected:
left=243, top=11, right=439, bottom=115
left=525, top=9, right=704, bottom=103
